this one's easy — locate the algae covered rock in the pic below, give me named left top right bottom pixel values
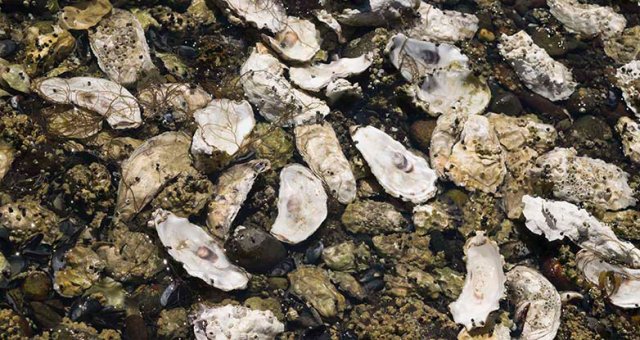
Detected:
left=341, top=199, right=408, bottom=234
left=252, top=123, right=294, bottom=170
left=321, top=241, right=371, bottom=272
left=59, top=0, right=112, bottom=30
left=0, top=308, right=32, bottom=338
left=150, top=172, right=213, bottom=218
left=288, top=266, right=346, bottom=319
left=62, top=162, right=113, bottom=216
left=54, top=245, right=105, bottom=297
left=0, top=199, right=60, bottom=244
left=157, top=308, right=189, bottom=340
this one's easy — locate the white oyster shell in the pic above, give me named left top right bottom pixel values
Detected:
left=211, top=0, right=286, bottom=33
left=115, top=132, right=194, bottom=221
left=152, top=210, right=249, bottom=291
left=498, top=30, right=577, bottom=101
left=89, top=9, right=156, bottom=86
left=315, top=9, right=345, bottom=43
left=270, top=164, right=328, bottom=244
left=207, top=159, right=270, bottom=240
left=548, top=0, right=626, bottom=38
left=263, top=18, right=321, bottom=63
left=193, top=304, right=284, bottom=340
left=616, top=116, right=640, bottom=164
left=577, top=250, right=640, bottom=309
left=407, top=2, right=479, bottom=43
left=0, top=141, right=14, bottom=182
left=334, top=0, right=420, bottom=27
left=352, top=125, right=438, bottom=203
left=295, top=123, right=356, bottom=204
left=532, top=147, right=636, bottom=210
left=325, top=79, right=362, bottom=105
left=522, top=195, right=640, bottom=268
left=34, top=77, right=142, bottom=129
left=506, top=266, right=561, bottom=340
left=430, top=113, right=506, bottom=193
left=240, top=44, right=330, bottom=126
left=191, top=99, right=256, bottom=158
left=289, top=54, right=373, bottom=92
left=449, top=231, right=505, bottom=330
left=138, top=83, right=212, bottom=122
left=615, top=60, right=640, bottom=117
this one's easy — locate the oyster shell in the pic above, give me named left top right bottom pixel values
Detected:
left=0, top=58, right=30, bottom=93
left=193, top=304, right=284, bottom=340
left=352, top=125, right=438, bottom=203
left=191, top=99, right=256, bottom=166
left=270, top=164, right=328, bottom=244
left=206, top=159, right=271, bottom=240
left=506, top=266, right=561, bottom=340
left=334, top=0, right=420, bottom=27
left=498, top=30, right=577, bottom=101
left=240, top=44, right=330, bottom=126
left=532, top=147, right=636, bottom=210
left=325, top=79, right=362, bottom=104
left=548, top=0, right=626, bottom=38
left=0, top=141, right=14, bottom=182
left=522, top=195, right=640, bottom=268
left=152, top=209, right=250, bottom=291
left=115, top=132, right=194, bottom=222
left=407, top=2, right=479, bottom=43
left=211, top=0, right=287, bottom=33
left=294, top=123, right=356, bottom=204
left=138, top=83, right=212, bottom=123
left=430, top=113, right=506, bottom=193
left=315, top=9, right=345, bottom=43
left=33, top=76, right=142, bottom=129
left=263, top=18, right=321, bottom=63
left=615, top=60, right=640, bottom=117
left=289, top=54, right=373, bottom=92
left=576, top=250, right=640, bottom=309
left=59, top=0, right=113, bottom=30
left=449, top=231, right=505, bottom=330
left=89, top=9, right=156, bottom=86
left=616, top=116, right=640, bottom=164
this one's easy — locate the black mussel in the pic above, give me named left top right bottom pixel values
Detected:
left=269, top=257, right=296, bottom=277
left=304, top=241, right=323, bottom=264
left=70, top=296, right=125, bottom=329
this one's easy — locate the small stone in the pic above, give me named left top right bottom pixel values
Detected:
left=409, top=119, right=437, bottom=152
left=225, top=227, right=287, bottom=273
left=341, top=200, right=408, bottom=234
left=478, top=28, right=495, bottom=42
left=489, top=90, right=522, bottom=115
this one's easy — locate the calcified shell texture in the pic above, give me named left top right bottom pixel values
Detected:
left=1, top=0, right=640, bottom=339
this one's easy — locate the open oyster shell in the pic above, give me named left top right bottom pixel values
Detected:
left=615, top=60, right=640, bottom=118
left=211, top=0, right=287, bottom=33
left=33, top=76, right=142, bottom=129
left=152, top=209, right=249, bottom=291
left=352, top=125, right=438, bottom=204
left=193, top=304, right=285, bottom=340
left=449, top=231, right=505, bottom=330
left=89, top=9, right=156, bottom=86
left=407, top=2, right=479, bottom=43
left=577, top=250, right=640, bottom=309
left=616, top=117, right=640, bottom=164
left=506, top=266, right=561, bottom=340
left=138, top=83, right=212, bottom=123
left=295, top=123, right=356, bottom=204
left=207, top=159, right=271, bottom=241
left=263, top=18, right=321, bottom=63
left=270, top=164, right=328, bottom=244
left=115, top=132, right=195, bottom=222
left=532, top=147, right=636, bottom=210
left=498, top=30, right=576, bottom=102
left=289, top=54, right=372, bottom=92
left=548, top=0, right=626, bottom=38
left=522, top=195, right=640, bottom=268
left=240, top=44, right=330, bottom=126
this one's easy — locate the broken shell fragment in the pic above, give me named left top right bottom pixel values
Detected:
left=264, top=18, right=321, bottom=63
left=449, top=231, right=505, bottom=330
left=34, top=77, right=142, bottom=129
left=532, top=147, right=636, bottom=210
left=59, top=0, right=113, bottom=30
left=315, top=9, right=345, bottom=43
left=295, top=123, right=356, bottom=204
left=506, top=266, right=561, bottom=340
left=206, top=159, right=271, bottom=240
left=89, top=9, right=156, bottom=86
left=152, top=210, right=250, bottom=291
left=211, top=0, right=287, bottom=33
left=240, top=44, right=330, bottom=126
left=192, top=304, right=284, bottom=340
left=576, top=250, right=640, bottom=309
left=115, top=132, right=194, bottom=222
left=270, top=164, right=328, bottom=244
left=548, top=0, right=626, bottom=38
left=407, top=3, right=479, bottom=43
left=616, top=117, right=640, bottom=164
left=498, top=31, right=577, bottom=101
left=615, top=60, right=640, bottom=117
left=138, top=83, right=212, bottom=123
left=522, top=195, right=640, bottom=268
left=352, top=125, right=438, bottom=203
left=289, top=54, right=372, bottom=92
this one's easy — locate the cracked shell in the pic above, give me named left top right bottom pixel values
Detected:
left=263, top=18, right=321, bottom=63
left=270, top=164, right=328, bottom=244
left=295, top=122, right=356, bottom=204
left=152, top=209, right=250, bottom=291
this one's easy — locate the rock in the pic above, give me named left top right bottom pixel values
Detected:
left=243, top=297, right=284, bottom=321
left=563, top=115, right=623, bottom=162
left=372, top=233, right=442, bottom=269
left=0, top=140, right=14, bottom=182
left=409, top=119, right=437, bottom=151
left=96, top=227, right=164, bottom=282
left=157, top=308, right=188, bottom=340
left=54, top=245, right=105, bottom=297
left=412, top=203, right=451, bottom=234
left=341, top=199, right=408, bottom=234
left=0, top=39, right=16, bottom=58
left=529, top=27, right=568, bottom=57
left=330, top=271, right=366, bottom=300
left=22, top=271, right=51, bottom=301
left=604, top=26, right=640, bottom=64
left=252, top=123, right=294, bottom=170
left=225, top=226, right=287, bottom=273
left=321, top=241, right=370, bottom=272
left=288, top=266, right=346, bottom=319
left=0, top=199, right=60, bottom=244
left=489, top=90, right=522, bottom=115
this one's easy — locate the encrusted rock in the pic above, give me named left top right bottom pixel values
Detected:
left=341, top=199, right=408, bottom=234
left=252, top=123, right=294, bottom=170
left=151, top=172, right=214, bottom=218
left=62, top=162, right=113, bottom=216
left=322, top=241, right=370, bottom=272
left=604, top=26, right=640, bottom=64
left=24, top=25, right=75, bottom=76
left=616, top=117, right=640, bottom=164
left=54, top=245, right=105, bottom=297
left=157, top=308, right=189, bottom=340
left=0, top=199, right=60, bottom=244
left=288, top=266, right=346, bottom=319
left=192, top=304, right=285, bottom=340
